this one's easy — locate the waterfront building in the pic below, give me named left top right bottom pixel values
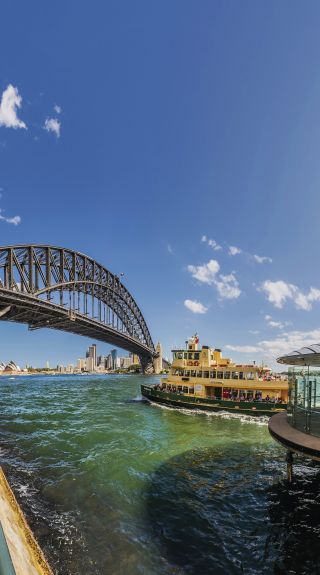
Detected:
left=269, top=345, right=320, bottom=478
left=131, top=353, right=140, bottom=365
left=3, top=361, right=21, bottom=373
left=120, top=356, right=132, bottom=369
left=77, top=358, right=86, bottom=371
left=86, top=356, right=95, bottom=372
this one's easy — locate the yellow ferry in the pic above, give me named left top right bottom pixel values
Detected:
left=141, top=335, right=288, bottom=416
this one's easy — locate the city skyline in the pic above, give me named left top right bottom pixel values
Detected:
left=1, top=2, right=320, bottom=369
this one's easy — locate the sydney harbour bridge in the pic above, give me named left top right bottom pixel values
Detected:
left=0, top=245, right=158, bottom=373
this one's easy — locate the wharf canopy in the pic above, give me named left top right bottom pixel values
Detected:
left=269, top=342, right=320, bottom=462
left=277, top=344, right=320, bottom=366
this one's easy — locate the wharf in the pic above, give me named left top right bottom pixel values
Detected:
left=0, top=467, right=52, bottom=575
left=269, top=412, right=320, bottom=460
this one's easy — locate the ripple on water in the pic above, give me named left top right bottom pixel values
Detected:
left=1, top=375, right=320, bottom=575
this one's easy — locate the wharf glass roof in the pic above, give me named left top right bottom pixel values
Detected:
left=277, top=344, right=320, bottom=366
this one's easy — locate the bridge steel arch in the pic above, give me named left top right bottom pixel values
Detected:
left=0, top=245, right=156, bottom=372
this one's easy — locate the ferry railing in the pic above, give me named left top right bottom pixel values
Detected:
left=0, top=521, right=16, bottom=575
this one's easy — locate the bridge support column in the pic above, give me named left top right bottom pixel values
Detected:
left=153, top=343, right=163, bottom=374
left=140, top=356, right=154, bottom=374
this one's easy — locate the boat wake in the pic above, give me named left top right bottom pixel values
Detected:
left=147, top=400, right=269, bottom=425
left=126, top=395, right=149, bottom=403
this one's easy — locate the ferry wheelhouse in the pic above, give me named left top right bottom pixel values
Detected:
left=141, top=335, right=288, bottom=416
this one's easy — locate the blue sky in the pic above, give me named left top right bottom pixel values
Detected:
left=1, top=1, right=320, bottom=368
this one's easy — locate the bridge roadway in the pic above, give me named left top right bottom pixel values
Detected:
left=0, top=245, right=156, bottom=372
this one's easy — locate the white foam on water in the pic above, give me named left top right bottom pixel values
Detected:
left=147, top=400, right=269, bottom=425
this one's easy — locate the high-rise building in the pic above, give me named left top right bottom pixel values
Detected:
left=120, top=356, right=132, bottom=369
left=111, top=349, right=117, bottom=370
left=131, top=353, right=140, bottom=366
left=106, top=354, right=112, bottom=370
left=97, top=355, right=107, bottom=368
left=86, top=356, right=95, bottom=372
left=87, top=344, right=97, bottom=370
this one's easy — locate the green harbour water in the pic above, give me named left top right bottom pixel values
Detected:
left=1, top=374, right=320, bottom=575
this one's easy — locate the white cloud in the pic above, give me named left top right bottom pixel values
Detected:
left=215, top=273, right=241, bottom=299
left=264, top=314, right=291, bottom=329
left=269, top=321, right=284, bottom=328
left=44, top=117, right=61, bottom=138
left=187, top=259, right=241, bottom=300
left=260, top=280, right=320, bottom=311
left=187, top=259, right=220, bottom=285
left=253, top=254, right=272, bottom=264
left=259, top=329, right=320, bottom=360
left=167, top=244, right=173, bottom=255
left=0, top=85, right=27, bottom=129
left=227, top=328, right=320, bottom=366
left=249, top=330, right=260, bottom=335
left=0, top=211, right=21, bottom=225
left=226, top=344, right=262, bottom=353
left=201, top=235, right=222, bottom=251
left=228, top=245, right=242, bottom=256
left=54, top=104, right=62, bottom=114
left=184, top=299, right=208, bottom=314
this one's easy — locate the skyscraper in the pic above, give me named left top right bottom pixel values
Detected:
left=111, top=349, right=117, bottom=370
left=87, top=344, right=97, bottom=371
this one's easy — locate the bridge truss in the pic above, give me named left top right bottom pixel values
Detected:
left=0, top=245, right=156, bottom=371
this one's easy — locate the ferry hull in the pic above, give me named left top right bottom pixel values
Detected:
left=141, top=385, right=286, bottom=417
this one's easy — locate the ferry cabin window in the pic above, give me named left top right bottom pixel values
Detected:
left=173, top=352, right=183, bottom=360
left=217, top=371, right=224, bottom=379
left=194, top=352, right=200, bottom=360
left=184, top=353, right=188, bottom=360
left=224, top=371, right=231, bottom=379
left=210, top=371, right=216, bottom=378
left=239, top=372, right=244, bottom=380
left=183, top=386, right=188, bottom=393
left=191, top=370, right=197, bottom=377
left=197, top=370, right=202, bottom=378
left=178, top=369, right=184, bottom=376
left=188, top=352, right=194, bottom=360
left=203, top=371, right=209, bottom=378
left=189, top=387, right=194, bottom=394
left=232, top=371, right=239, bottom=379
left=178, top=386, right=183, bottom=392
left=185, top=370, right=190, bottom=377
